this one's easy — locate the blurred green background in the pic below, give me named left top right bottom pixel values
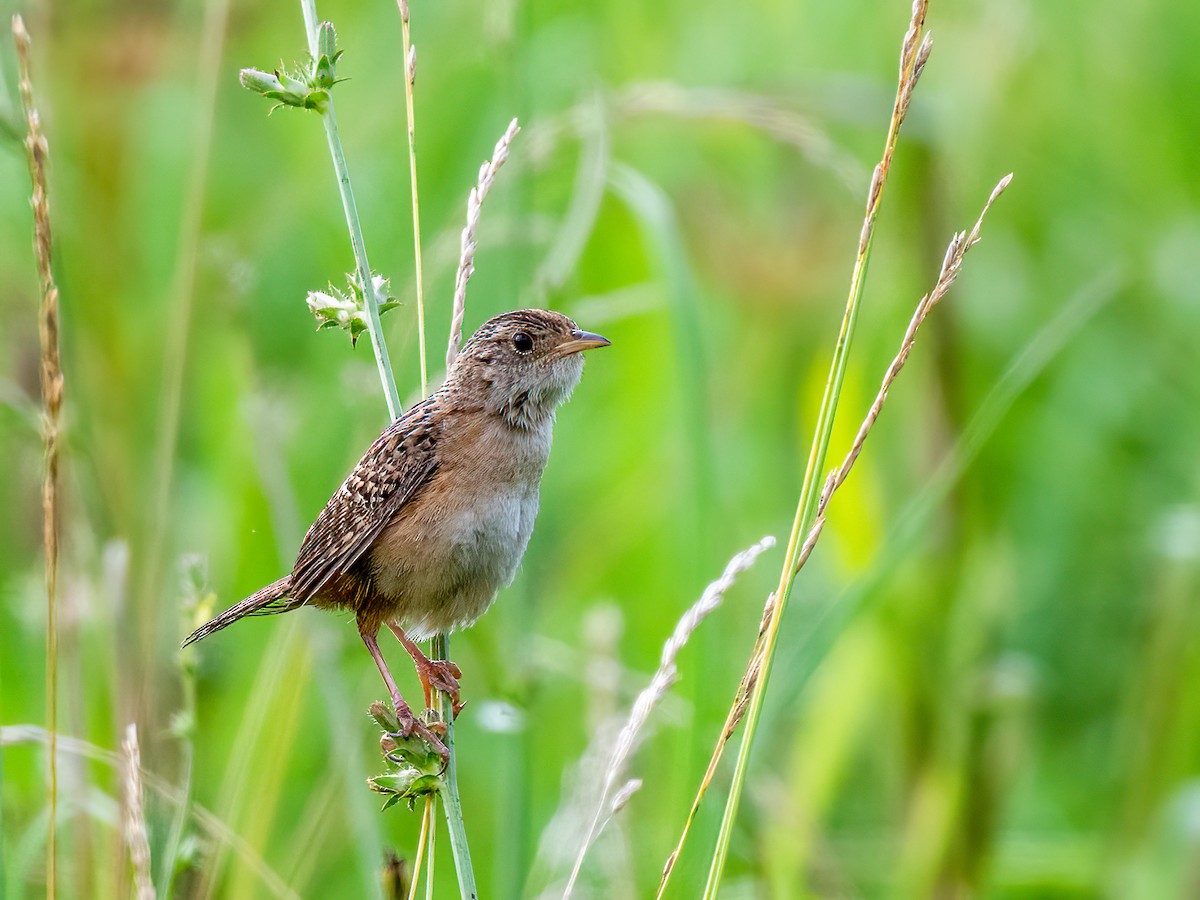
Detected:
left=3, top=0, right=1200, bottom=896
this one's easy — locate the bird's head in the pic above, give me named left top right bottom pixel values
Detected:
left=447, top=309, right=610, bottom=428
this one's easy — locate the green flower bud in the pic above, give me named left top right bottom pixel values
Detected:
left=237, top=21, right=351, bottom=116
left=305, top=273, right=399, bottom=347
left=318, top=22, right=337, bottom=62
left=312, top=22, right=344, bottom=90
left=239, top=67, right=284, bottom=95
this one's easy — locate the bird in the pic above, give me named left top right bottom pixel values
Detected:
left=183, top=309, right=610, bottom=756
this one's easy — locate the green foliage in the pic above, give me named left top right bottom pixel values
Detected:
left=240, top=23, right=344, bottom=114
left=366, top=702, right=444, bottom=811
left=2, top=0, right=1199, bottom=897
left=307, top=272, right=399, bottom=347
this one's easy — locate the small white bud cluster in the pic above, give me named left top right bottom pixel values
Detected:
left=307, top=273, right=397, bottom=347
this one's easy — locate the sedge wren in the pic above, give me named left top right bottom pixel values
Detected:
left=184, top=309, right=610, bottom=755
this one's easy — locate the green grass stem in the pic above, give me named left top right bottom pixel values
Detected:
left=432, top=631, right=477, bottom=897
left=299, top=1, right=474, bottom=892
left=407, top=800, right=432, bottom=900
left=158, top=637, right=196, bottom=897
left=701, top=4, right=931, bottom=893
left=395, top=0, right=429, bottom=398
left=425, top=801, right=436, bottom=898
left=299, top=0, right=402, bottom=421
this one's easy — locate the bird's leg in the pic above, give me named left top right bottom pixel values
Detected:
left=387, top=622, right=464, bottom=719
left=359, top=626, right=448, bottom=761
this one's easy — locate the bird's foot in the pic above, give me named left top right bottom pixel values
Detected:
left=391, top=695, right=449, bottom=764
left=416, top=657, right=465, bottom=719
left=386, top=624, right=467, bottom=719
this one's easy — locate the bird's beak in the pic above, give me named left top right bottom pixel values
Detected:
left=556, top=329, right=612, bottom=356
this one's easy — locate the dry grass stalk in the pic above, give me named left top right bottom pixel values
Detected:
left=446, top=117, right=521, bottom=370
left=121, top=724, right=155, bottom=900
left=656, top=592, right=776, bottom=890
left=658, top=173, right=1012, bottom=893
left=405, top=799, right=432, bottom=900
left=812, top=174, right=1013, bottom=521
left=683, top=3, right=940, bottom=893
left=13, top=16, right=64, bottom=897
left=564, top=536, right=776, bottom=897
left=657, top=3, right=932, bottom=885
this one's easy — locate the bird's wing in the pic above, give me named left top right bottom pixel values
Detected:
left=289, top=398, right=440, bottom=603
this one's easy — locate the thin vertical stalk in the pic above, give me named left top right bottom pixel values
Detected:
left=299, top=0, right=403, bottom=421
left=406, top=800, right=432, bottom=900
left=395, top=0, right=428, bottom=397
left=13, top=17, right=63, bottom=899
left=121, top=725, right=155, bottom=900
left=318, top=103, right=402, bottom=421
left=425, top=803, right=436, bottom=899
left=159, top=654, right=196, bottom=896
left=700, top=3, right=931, bottom=894
left=298, top=1, right=475, bottom=893
left=432, top=632, right=477, bottom=897
left=391, top=5, right=442, bottom=875
left=0, top=735, right=6, bottom=890
left=128, top=9, right=227, bottom=881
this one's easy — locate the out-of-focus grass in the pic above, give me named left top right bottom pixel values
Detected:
left=3, top=0, right=1200, bottom=897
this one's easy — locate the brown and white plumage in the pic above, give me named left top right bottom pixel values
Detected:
left=183, top=309, right=610, bottom=749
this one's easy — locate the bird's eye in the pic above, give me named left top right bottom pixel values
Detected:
left=512, top=332, right=533, bottom=353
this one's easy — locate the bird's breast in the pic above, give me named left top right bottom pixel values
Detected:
left=368, top=414, right=552, bottom=636
left=441, top=415, right=551, bottom=581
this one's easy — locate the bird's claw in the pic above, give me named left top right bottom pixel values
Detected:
left=392, top=698, right=450, bottom=763
left=418, top=658, right=465, bottom=719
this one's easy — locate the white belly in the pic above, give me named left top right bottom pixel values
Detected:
left=447, top=483, right=539, bottom=590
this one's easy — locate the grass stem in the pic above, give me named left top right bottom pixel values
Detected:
left=299, top=2, right=476, bottom=891
left=317, top=102, right=403, bottom=421
left=299, top=0, right=403, bottom=421
left=13, top=17, right=63, bottom=898
left=429, top=115, right=523, bottom=898
left=395, top=0, right=428, bottom=397
left=138, top=0, right=229, bottom=677
left=407, top=800, right=432, bottom=900
left=425, top=800, right=436, bottom=899
left=121, top=725, right=155, bottom=900
left=697, top=5, right=932, bottom=889
left=432, top=632, right=477, bottom=897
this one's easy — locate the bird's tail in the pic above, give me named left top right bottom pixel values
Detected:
left=181, top=575, right=305, bottom=647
